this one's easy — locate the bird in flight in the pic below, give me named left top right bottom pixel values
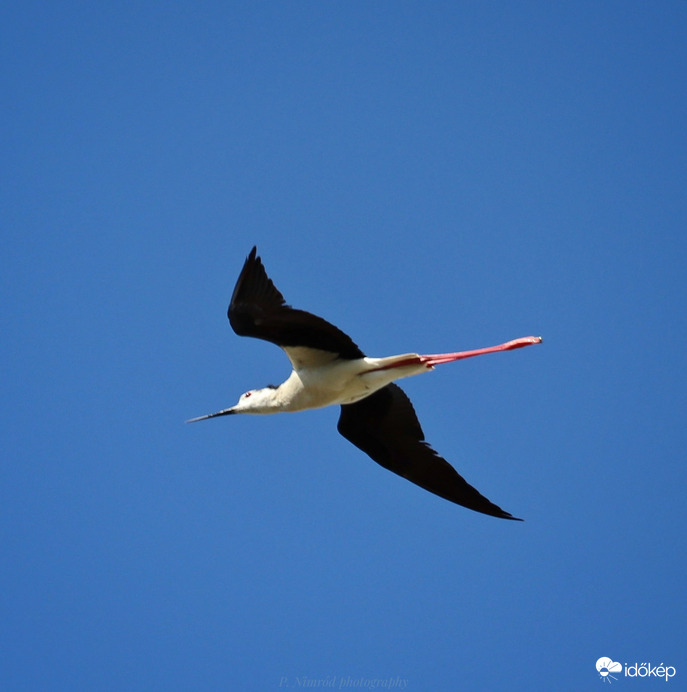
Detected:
left=188, top=247, right=541, bottom=520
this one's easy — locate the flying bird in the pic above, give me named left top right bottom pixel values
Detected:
left=188, top=247, right=541, bottom=520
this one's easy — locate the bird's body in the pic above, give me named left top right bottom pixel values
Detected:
left=189, top=246, right=541, bottom=520
left=234, top=349, right=429, bottom=413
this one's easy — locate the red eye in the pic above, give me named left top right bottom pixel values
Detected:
left=243, top=391, right=252, bottom=398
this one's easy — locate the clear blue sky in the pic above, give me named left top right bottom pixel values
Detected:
left=2, top=2, right=685, bottom=690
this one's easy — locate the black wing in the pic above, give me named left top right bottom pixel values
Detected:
left=228, top=247, right=364, bottom=359
left=337, top=383, right=522, bottom=520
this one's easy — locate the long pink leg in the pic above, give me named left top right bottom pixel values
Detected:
left=421, top=336, right=542, bottom=366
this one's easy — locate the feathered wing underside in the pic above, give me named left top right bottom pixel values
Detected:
left=337, top=384, right=522, bottom=520
left=228, top=247, right=364, bottom=360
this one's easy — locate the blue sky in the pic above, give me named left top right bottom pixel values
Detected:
left=2, top=2, right=685, bottom=690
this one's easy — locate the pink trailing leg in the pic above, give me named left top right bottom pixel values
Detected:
left=420, top=336, right=542, bottom=367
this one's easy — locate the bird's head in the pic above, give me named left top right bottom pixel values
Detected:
left=186, top=386, right=279, bottom=422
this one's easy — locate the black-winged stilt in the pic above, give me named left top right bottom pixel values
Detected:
left=188, top=247, right=541, bottom=520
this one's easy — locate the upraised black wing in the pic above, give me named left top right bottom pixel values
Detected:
left=228, top=247, right=364, bottom=359
left=337, top=383, right=522, bottom=520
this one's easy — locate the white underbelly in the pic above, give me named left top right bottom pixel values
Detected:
left=281, top=357, right=430, bottom=411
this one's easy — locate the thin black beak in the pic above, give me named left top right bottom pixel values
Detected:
left=186, top=408, right=236, bottom=423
